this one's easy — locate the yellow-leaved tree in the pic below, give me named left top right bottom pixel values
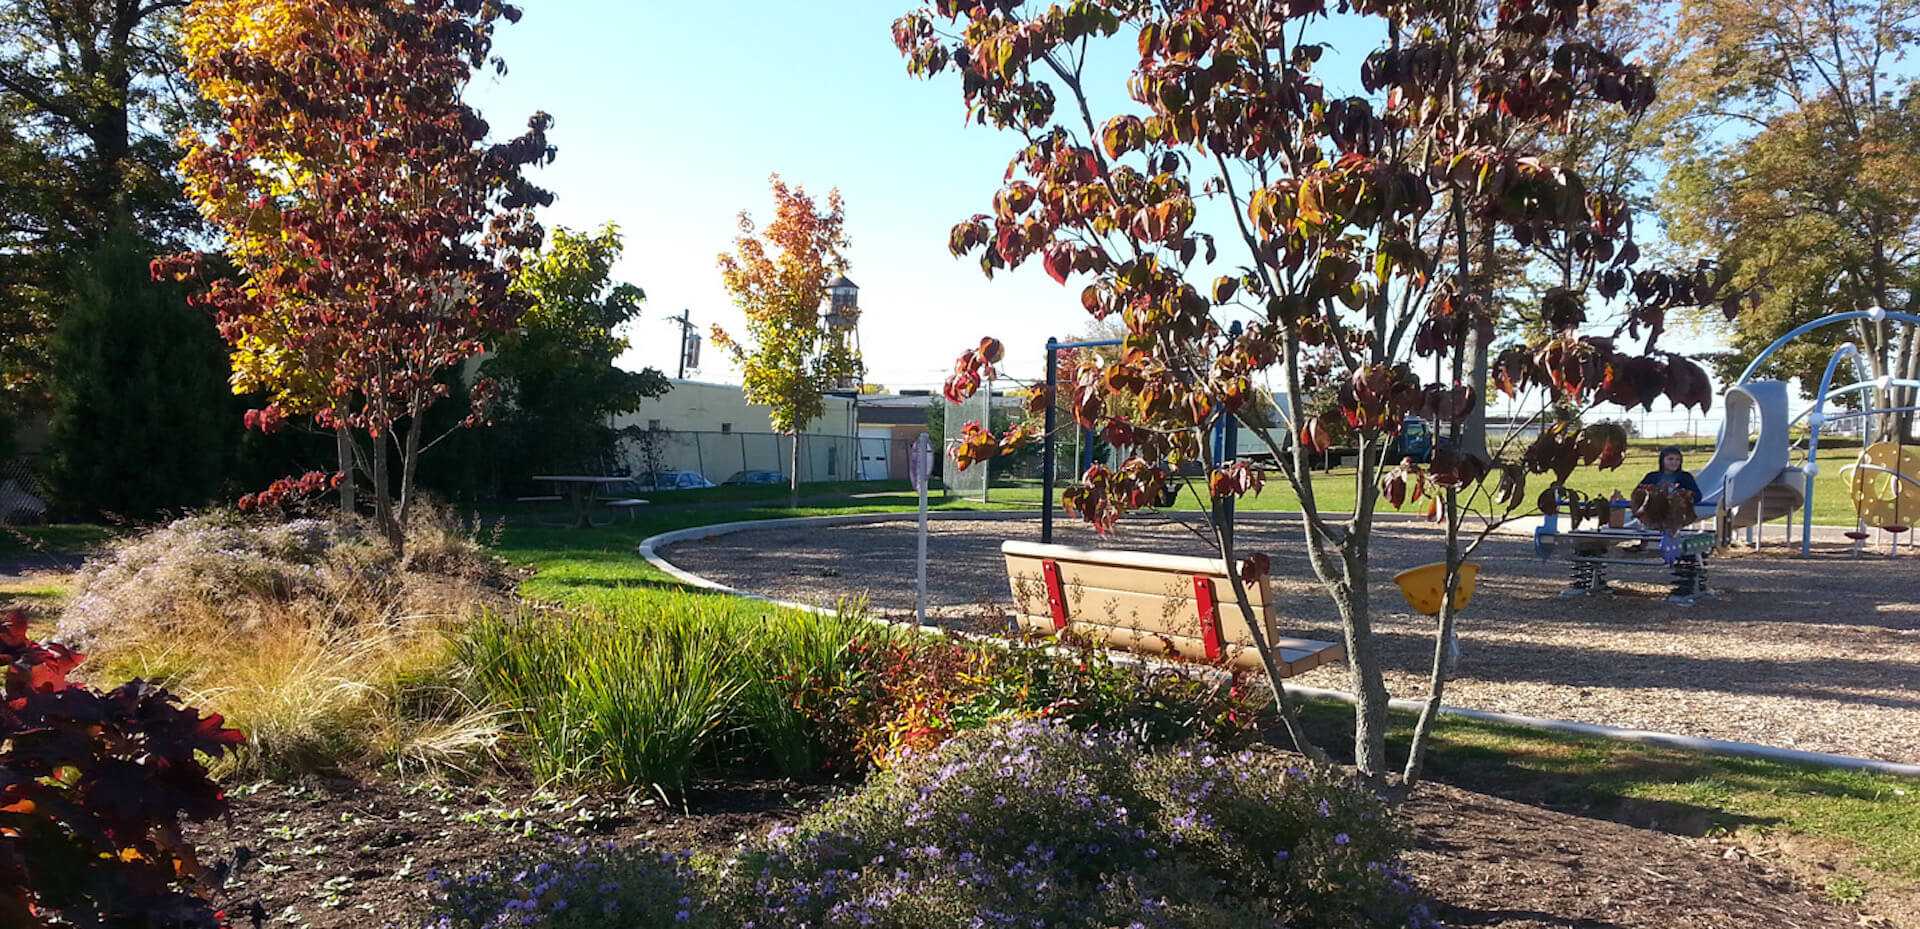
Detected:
left=714, top=174, right=859, bottom=504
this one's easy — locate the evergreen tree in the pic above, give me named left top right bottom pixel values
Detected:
left=47, top=231, right=235, bottom=519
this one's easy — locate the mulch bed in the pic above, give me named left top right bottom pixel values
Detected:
left=663, top=513, right=1920, bottom=763
left=187, top=777, right=829, bottom=928
left=182, top=775, right=1874, bottom=928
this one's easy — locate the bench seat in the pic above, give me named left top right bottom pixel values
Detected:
left=1001, top=540, right=1343, bottom=676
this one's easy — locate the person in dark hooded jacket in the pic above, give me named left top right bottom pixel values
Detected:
left=1636, top=446, right=1702, bottom=501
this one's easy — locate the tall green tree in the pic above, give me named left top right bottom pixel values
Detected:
left=0, top=0, right=203, bottom=421
left=468, top=223, right=669, bottom=489
left=1659, top=0, right=1920, bottom=428
left=47, top=230, right=234, bottom=519
left=714, top=174, right=860, bottom=504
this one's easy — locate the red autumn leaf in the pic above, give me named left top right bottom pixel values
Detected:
left=1043, top=245, right=1073, bottom=285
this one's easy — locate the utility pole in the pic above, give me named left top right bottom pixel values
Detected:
left=668, top=309, right=695, bottom=379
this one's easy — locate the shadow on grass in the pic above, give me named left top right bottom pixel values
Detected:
left=1285, top=699, right=1786, bottom=839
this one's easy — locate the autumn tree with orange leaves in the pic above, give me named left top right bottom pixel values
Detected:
left=715, top=175, right=861, bottom=505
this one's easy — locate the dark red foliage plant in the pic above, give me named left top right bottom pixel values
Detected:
left=0, top=611, right=244, bottom=928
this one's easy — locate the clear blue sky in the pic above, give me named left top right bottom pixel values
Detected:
left=468, top=1, right=1120, bottom=391
left=468, top=2, right=1732, bottom=432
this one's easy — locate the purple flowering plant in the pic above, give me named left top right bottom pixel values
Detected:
left=424, top=835, right=717, bottom=929
left=727, top=721, right=1431, bottom=929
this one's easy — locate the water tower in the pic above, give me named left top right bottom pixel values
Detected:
left=823, top=275, right=862, bottom=389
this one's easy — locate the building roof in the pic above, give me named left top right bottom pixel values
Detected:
left=829, top=274, right=858, bottom=289
left=861, top=405, right=932, bottom=426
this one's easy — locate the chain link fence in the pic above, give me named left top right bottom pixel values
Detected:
left=617, top=429, right=915, bottom=487
left=0, top=455, right=49, bottom=524
left=941, top=387, right=992, bottom=500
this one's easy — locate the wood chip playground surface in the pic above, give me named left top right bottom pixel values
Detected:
left=662, top=513, right=1920, bottom=765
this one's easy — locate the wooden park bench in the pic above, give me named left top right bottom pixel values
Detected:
left=1000, top=541, right=1344, bottom=675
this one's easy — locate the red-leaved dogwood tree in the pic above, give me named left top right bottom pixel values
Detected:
left=897, top=0, right=1735, bottom=780
left=158, top=0, right=554, bottom=550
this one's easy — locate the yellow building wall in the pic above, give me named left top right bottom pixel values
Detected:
left=609, top=380, right=859, bottom=484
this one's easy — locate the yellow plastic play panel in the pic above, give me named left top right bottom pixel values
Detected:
left=1393, top=562, right=1480, bottom=616
left=1848, top=441, right=1920, bottom=531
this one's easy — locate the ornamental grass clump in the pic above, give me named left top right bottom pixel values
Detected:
left=57, top=506, right=512, bottom=652
left=425, top=836, right=721, bottom=929
left=52, top=507, right=514, bottom=778
left=729, top=721, right=1430, bottom=929
left=457, top=597, right=880, bottom=789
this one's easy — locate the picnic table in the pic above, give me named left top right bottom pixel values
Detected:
left=528, top=475, right=641, bottom=528
left=1549, top=527, right=1716, bottom=605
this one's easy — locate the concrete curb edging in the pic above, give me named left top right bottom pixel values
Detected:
left=1282, top=686, right=1920, bottom=777
left=638, top=511, right=1920, bottom=779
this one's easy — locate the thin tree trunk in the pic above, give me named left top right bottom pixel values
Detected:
left=396, top=393, right=428, bottom=537
left=1337, top=547, right=1391, bottom=776
left=1290, top=421, right=1393, bottom=775
left=370, top=431, right=398, bottom=548
left=789, top=431, right=800, bottom=508
left=1339, top=438, right=1391, bottom=775
left=336, top=425, right=357, bottom=514
left=1403, top=561, right=1461, bottom=784
left=1459, top=218, right=1497, bottom=461
left=1894, top=311, right=1917, bottom=440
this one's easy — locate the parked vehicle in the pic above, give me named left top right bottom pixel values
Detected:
left=722, top=469, right=787, bottom=486
left=633, top=470, right=716, bottom=491
left=1391, top=417, right=1435, bottom=463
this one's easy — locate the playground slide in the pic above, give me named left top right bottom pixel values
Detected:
left=1691, top=379, right=1803, bottom=523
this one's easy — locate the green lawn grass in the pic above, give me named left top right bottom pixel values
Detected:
left=0, top=523, right=119, bottom=559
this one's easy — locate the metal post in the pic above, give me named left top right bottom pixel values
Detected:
left=1222, top=405, right=1239, bottom=543
left=1042, top=337, right=1059, bottom=545
left=1220, top=321, right=1242, bottom=544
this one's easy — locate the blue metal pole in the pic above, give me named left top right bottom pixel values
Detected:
left=1801, top=344, right=1865, bottom=556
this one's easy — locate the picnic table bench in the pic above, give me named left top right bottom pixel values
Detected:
left=1550, top=528, right=1716, bottom=605
left=1000, top=541, right=1344, bottom=675
left=528, top=475, right=645, bottom=528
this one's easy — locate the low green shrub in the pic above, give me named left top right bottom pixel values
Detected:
left=457, top=597, right=877, bottom=789
left=460, top=599, right=1266, bottom=789
left=731, top=721, right=1427, bottom=928
left=835, top=633, right=1264, bottom=767
left=423, top=723, right=1426, bottom=929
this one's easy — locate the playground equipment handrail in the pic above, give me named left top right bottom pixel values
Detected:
left=1735, top=311, right=1920, bottom=555
left=1736, top=309, right=1920, bottom=386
